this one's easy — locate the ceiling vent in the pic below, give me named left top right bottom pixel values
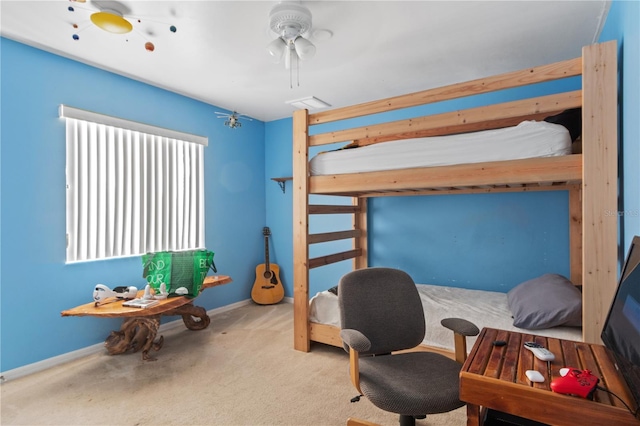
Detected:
left=285, top=96, right=331, bottom=110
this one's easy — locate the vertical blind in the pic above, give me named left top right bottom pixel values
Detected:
left=60, top=105, right=208, bottom=263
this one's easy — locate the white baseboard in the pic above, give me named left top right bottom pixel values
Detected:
left=0, top=299, right=253, bottom=383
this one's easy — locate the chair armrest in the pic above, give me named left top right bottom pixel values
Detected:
left=440, top=318, right=480, bottom=337
left=340, top=329, right=372, bottom=353
left=340, top=329, right=370, bottom=394
left=440, top=318, right=479, bottom=364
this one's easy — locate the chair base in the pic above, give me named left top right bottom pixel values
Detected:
left=399, top=414, right=425, bottom=426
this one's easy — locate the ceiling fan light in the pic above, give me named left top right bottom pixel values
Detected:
left=90, top=10, right=133, bottom=34
left=294, top=36, right=315, bottom=60
left=267, top=37, right=287, bottom=63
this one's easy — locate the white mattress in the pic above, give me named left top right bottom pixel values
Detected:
left=309, top=283, right=582, bottom=352
left=309, top=120, right=572, bottom=176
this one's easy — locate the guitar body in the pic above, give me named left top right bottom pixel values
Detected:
left=251, top=262, right=284, bottom=305
left=251, top=227, right=284, bottom=305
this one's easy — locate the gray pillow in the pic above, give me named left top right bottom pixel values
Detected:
left=507, top=273, right=582, bottom=329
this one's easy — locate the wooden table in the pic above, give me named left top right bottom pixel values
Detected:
left=459, top=327, right=639, bottom=425
left=62, top=275, right=232, bottom=360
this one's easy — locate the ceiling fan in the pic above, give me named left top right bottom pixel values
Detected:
left=266, top=2, right=316, bottom=69
left=265, top=2, right=331, bottom=87
left=215, top=111, right=252, bottom=129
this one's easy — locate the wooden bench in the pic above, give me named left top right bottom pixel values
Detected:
left=61, top=275, right=232, bottom=360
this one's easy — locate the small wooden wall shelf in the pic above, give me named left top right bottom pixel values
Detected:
left=271, top=177, right=292, bottom=193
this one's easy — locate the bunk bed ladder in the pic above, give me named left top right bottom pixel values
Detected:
left=293, top=110, right=369, bottom=352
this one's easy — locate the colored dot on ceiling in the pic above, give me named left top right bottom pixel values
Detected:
left=170, top=25, right=177, bottom=33
left=145, top=42, right=155, bottom=52
left=68, top=6, right=74, bottom=12
left=72, top=34, right=79, bottom=40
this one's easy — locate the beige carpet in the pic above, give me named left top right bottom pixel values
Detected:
left=1, top=303, right=467, bottom=426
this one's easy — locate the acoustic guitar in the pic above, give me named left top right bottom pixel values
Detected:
left=251, top=227, right=284, bottom=305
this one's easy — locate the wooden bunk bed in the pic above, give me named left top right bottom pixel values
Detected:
left=292, top=41, right=618, bottom=355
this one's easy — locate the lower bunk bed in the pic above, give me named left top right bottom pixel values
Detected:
left=308, top=277, right=583, bottom=357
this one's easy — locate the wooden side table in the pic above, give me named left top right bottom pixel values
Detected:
left=460, top=327, right=639, bottom=425
left=62, top=275, right=232, bottom=360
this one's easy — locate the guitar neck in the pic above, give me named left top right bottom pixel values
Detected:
left=264, top=234, right=271, bottom=272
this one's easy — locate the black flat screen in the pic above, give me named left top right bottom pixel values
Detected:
left=601, top=235, right=640, bottom=410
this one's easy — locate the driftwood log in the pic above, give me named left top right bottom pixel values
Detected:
left=165, top=303, right=211, bottom=330
left=103, top=302, right=210, bottom=360
left=105, top=316, right=163, bottom=361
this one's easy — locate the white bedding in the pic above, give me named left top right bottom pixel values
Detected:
left=309, top=120, right=572, bottom=176
left=309, top=283, right=582, bottom=352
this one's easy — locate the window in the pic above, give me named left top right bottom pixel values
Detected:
left=60, top=105, right=208, bottom=263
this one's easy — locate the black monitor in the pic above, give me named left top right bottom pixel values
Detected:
left=601, top=235, right=640, bottom=411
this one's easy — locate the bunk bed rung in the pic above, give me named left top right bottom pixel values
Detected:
left=309, top=249, right=361, bottom=269
left=309, top=204, right=361, bottom=215
left=309, top=229, right=361, bottom=244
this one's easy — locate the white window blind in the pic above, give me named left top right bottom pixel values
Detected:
left=60, top=105, right=208, bottom=263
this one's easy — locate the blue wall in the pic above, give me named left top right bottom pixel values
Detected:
left=0, top=38, right=266, bottom=372
left=368, top=191, right=570, bottom=291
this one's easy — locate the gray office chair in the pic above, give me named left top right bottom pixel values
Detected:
left=338, top=267, right=479, bottom=426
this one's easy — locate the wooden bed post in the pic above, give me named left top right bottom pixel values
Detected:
left=293, top=109, right=311, bottom=352
left=568, top=185, right=582, bottom=286
left=353, top=197, right=367, bottom=270
left=581, top=40, right=618, bottom=344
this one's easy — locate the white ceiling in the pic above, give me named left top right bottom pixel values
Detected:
left=1, top=1, right=610, bottom=122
